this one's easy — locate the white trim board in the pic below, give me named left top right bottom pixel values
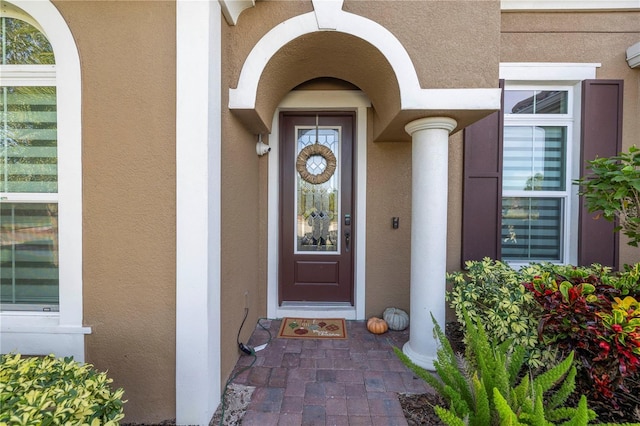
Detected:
left=502, top=0, right=640, bottom=10
left=499, top=63, right=600, bottom=82
left=176, top=1, right=222, bottom=425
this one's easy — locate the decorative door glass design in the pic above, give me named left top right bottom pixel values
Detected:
left=294, top=125, right=341, bottom=253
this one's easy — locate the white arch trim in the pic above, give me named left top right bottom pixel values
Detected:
left=229, top=0, right=501, bottom=114
left=229, top=0, right=422, bottom=110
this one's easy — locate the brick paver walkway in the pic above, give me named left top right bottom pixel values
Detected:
left=228, top=319, right=431, bottom=425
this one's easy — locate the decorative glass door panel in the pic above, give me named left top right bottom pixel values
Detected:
left=295, top=126, right=341, bottom=254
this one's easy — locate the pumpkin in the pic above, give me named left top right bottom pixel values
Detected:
left=367, top=317, right=388, bottom=334
left=383, top=307, right=409, bottom=331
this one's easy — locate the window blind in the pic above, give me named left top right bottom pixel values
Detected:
left=0, top=203, right=59, bottom=307
left=501, top=124, right=567, bottom=263
left=503, top=126, right=566, bottom=192
left=1, top=88, right=58, bottom=308
left=501, top=197, right=563, bottom=261
left=1, top=86, right=58, bottom=193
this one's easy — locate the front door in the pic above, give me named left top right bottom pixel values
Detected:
left=279, top=112, right=354, bottom=304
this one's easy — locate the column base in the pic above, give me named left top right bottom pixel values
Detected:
left=402, top=341, right=436, bottom=371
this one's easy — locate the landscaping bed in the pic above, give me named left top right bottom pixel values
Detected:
left=397, top=260, right=640, bottom=425
left=398, top=323, right=640, bottom=425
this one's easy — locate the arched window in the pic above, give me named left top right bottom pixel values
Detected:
left=1, top=13, right=58, bottom=311
left=0, top=1, right=87, bottom=360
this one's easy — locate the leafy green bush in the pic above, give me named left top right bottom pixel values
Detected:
left=610, top=263, right=640, bottom=296
left=394, top=313, right=598, bottom=425
left=0, top=353, right=125, bottom=425
left=575, top=145, right=640, bottom=247
left=446, top=258, right=555, bottom=368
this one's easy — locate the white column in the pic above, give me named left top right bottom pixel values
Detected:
left=403, top=117, right=457, bottom=370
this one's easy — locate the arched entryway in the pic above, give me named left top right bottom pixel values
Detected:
left=227, top=0, right=500, bottom=368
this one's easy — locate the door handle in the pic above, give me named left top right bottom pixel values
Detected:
left=344, top=230, right=350, bottom=252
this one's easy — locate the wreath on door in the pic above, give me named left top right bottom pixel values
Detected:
left=296, top=144, right=337, bottom=185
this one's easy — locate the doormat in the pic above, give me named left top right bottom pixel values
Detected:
left=277, top=318, right=347, bottom=339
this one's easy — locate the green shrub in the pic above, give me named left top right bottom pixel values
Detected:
left=0, top=353, right=125, bottom=425
left=446, top=258, right=555, bottom=368
left=394, top=313, right=598, bottom=426
left=610, top=263, right=640, bottom=296
left=575, top=145, right=640, bottom=247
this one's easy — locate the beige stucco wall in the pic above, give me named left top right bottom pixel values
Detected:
left=365, top=133, right=413, bottom=316
left=343, top=0, right=500, bottom=89
left=53, top=1, right=177, bottom=423
left=500, top=10, right=640, bottom=267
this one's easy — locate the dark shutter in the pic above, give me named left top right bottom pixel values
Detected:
left=579, top=80, right=623, bottom=268
left=461, top=81, right=504, bottom=264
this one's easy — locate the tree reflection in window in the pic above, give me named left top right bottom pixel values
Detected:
left=1, top=17, right=54, bottom=65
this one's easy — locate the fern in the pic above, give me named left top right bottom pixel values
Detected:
left=394, top=344, right=473, bottom=420
left=531, top=384, right=551, bottom=426
left=513, top=373, right=530, bottom=409
left=559, top=395, right=589, bottom=426
left=493, top=388, right=522, bottom=426
left=395, top=313, right=597, bottom=426
left=546, top=395, right=597, bottom=424
left=472, top=373, right=491, bottom=426
left=443, top=384, right=472, bottom=418
left=432, top=314, right=475, bottom=409
left=506, top=344, right=526, bottom=388
left=463, top=311, right=510, bottom=412
left=532, top=351, right=574, bottom=394
left=546, top=365, right=577, bottom=411
left=434, top=405, right=468, bottom=426
left=393, top=347, right=445, bottom=395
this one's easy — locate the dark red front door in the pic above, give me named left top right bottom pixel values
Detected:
left=279, top=112, right=354, bottom=304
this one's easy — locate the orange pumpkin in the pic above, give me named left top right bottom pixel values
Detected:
left=367, top=317, right=388, bottom=334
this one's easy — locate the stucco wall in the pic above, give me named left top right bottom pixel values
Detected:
left=365, top=135, right=413, bottom=316
left=220, top=12, right=271, bottom=391
left=344, top=0, right=500, bottom=89
left=500, top=10, right=640, bottom=266
left=52, top=1, right=177, bottom=423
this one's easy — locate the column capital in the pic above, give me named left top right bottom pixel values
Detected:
left=404, top=117, right=457, bottom=136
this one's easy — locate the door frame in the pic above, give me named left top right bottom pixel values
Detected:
left=267, top=90, right=370, bottom=320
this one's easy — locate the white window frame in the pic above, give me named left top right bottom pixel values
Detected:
left=499, top=63, right=600, bottom=268
left=502, top=84, right=574, bottom=265
left=0, top=1, right=89, bottom=362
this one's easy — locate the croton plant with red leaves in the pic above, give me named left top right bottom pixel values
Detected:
left=524, top=271, right=640, bottom=406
